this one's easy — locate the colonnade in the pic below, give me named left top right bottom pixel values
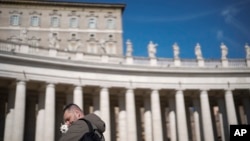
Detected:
left=0, top=79, right=250, bottom=141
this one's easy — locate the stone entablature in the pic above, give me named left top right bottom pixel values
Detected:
left=0, top=39, right=249, bottom=68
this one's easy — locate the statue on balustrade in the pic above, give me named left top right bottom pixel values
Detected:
left=220, top=43, right=228, bottom=59
left=126, top=39, right=133, bottom=57
left=68, top=41, right=82, bottom=51
left=245, top=43, right=250, bottom=59
left=173, top=42, right=180, bottom=59
left=49, top=33, right=60, bottom=49
left=99, top=39, right=106, bottom=54
left=195, top=43, right=203, bottom=60
left=20, top=28, right=28, bottom=43
left=148, top=41, right=157, bottom=58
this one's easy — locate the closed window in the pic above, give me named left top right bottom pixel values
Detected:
left=30, top=16, right=40, bottom=26
left=107, top=18, right=115, bottom=29
left=88, top=18, right=96, bottom=29
left=51, top=16, right=60, bottom=27
left=10, top=15, right=20, bottom=26
left=70, top=17, right=78, bottom=28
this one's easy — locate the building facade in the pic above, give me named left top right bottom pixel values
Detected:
left=0, top=1, right=250, bottom=141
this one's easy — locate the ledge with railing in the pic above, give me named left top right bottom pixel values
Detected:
left=0, top=39, right=249, bottom=68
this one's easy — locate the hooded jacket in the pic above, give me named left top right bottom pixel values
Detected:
left=59, top=113, right=105, bottom=141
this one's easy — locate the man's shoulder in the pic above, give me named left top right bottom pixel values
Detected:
left=59, top=120, right=89, bottom=141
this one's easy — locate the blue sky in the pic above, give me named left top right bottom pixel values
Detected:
left=58, top=0, right=250, bottom=59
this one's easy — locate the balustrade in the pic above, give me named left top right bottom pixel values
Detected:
left=0, top=40, right=249, bottom=68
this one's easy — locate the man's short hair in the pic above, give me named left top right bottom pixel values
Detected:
left=63, top=103, right=82, bottom=114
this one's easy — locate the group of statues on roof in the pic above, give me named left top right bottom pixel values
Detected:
left=126, top=39, right=250, bottom=59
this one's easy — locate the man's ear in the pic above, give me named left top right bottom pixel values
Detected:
left=75, top=110, right=81, bottom=118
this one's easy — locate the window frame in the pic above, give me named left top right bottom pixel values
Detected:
left=10, top=14, right=20, bottom=26
left=69, top=17, right=78, bottom=28
left=30, top=15, right=40, bottom=27
left=51, top=16, right=60, bottom=28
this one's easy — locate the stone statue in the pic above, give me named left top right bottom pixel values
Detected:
left=173, top=42, right=180, bottom=59
left=245, top=43, right=250, bottom=59
left=195, top=43, right=203, bottom=60
left=49, top=33, right=60, bottom=49
left=99, top=39, right=106, bottom=54
left=147, top=41, right=157, bottom=58
left=126, top=39, right=133, bottom=57
left=220, top=43, right=228, bottom=59
left=68, top=41, right=82, bottom=51
left=20, top=28, right=28, bottom=43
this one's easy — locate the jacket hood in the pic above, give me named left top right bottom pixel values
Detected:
left=84, top=113, right=105, bottom=133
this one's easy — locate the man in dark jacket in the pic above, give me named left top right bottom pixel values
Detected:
left=59, top=103, right=105, bottom=141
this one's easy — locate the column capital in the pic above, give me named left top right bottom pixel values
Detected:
left=73, top=83, right=85, bottom=87
left=174, top=88, right=185, bottom=92
left=99, top=85, right=111, bottom=89
left=46, top=82, right=55, bottom=88
left=199, top=89, right=209, bottom=92
left=149, top=88, right=161, bottom=91
left=45, top=81, right=57, bottom=85
left=124, top=86, right=134, bottom=91
left=74, top=85, right=83, bottom=90
left=16, top=78, right=27, bottom=83
left=224, top=88, right=234, bottom=91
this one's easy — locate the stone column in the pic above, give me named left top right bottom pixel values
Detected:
left=168, top=97, right=177, bottom=141
left=44, top=83, right=55, bottom=141
left=224, top=89, right=238, bottom=125
left=217, top=98, right=229, bottom=141
left=151, top=89, right=163, bottom=141
left=35, top=89, right=45, bottom=141
left=4, top=88, right=15, bottom=141
left=12, top=80, right=26, bottom=141
left=93, top=89, right=100, bottom=116
left=118, top=93, right=127, bottom=141
left=242, top=95, right=250, bottom=124
left=144, top=94, right=152, bottom=141
left=200, top=90, right=214, bottom=141
left=73, top=85, right=83, bottom=110
left=126, top=88, right=137, bottom=141
left=66, top=87, right=73, bottom=105
left=175, top=89, right=188, bottom=141
left=193, top=98, right=202, bottom=141
left=100, top=87, right=110, bottom=141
